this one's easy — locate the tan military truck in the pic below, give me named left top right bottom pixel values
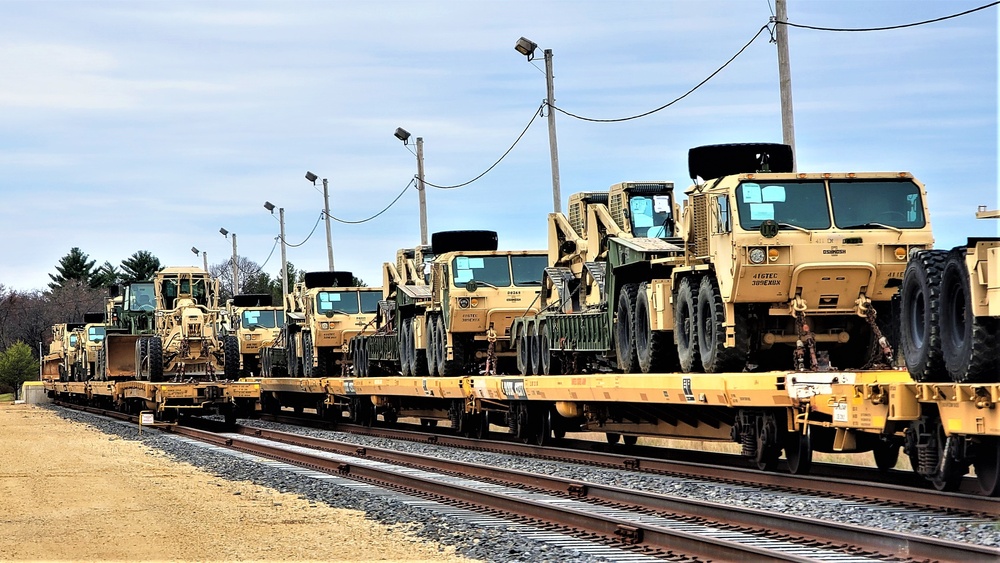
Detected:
left=41, top=323, right=83, bottom=382
left=71, top=312, right=107, bottom=380
left=263, top=271, right=381, bottom=377
left=225, top=293, right=284, bottom=377
left=135, top=266, right=238, bottom=381
left=901, top=206, right=999, bottom=383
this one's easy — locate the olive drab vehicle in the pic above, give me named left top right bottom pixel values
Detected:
left=72, top=312, right=108, bottom=380
left=132, top=266, right=237, bottom=381
left=261, top=271, right=380, bottom=377
left=225, top=293, right=284, bottom=377
left=98, top=281, right=158, bottom=380
left=355, top=231, right=548, bottom=379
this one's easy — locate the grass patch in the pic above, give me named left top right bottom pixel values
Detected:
left=0, top=393, right=14, bottom=402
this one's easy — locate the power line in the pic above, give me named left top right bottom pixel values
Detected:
left=325, top=178, right=415, bottom=224
left=780, top=1, right=998, bottom=32
left=281, top=212, right=323, bottom=248
left=422, top=103, right=544, bottom=189
left=552, top=24, right=771, bottom=123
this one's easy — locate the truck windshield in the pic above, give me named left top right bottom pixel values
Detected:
left=511, top=255, right=547, bottom=287
left=829, top=180, right=926, bottom=229
left=317, top=291, right=361, bottom=315
left=242, top=310, right=285, bottom=329
left=360, top=291, right=381, bottom=314
left=735, top=181, right=831, bottom=231
left=452, top=256, right=511, bottom=287
left=629, top=195, right=673, bottom=237
left=87, top=326, right=105, bottom=342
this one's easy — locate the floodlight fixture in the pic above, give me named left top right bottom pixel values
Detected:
left=305, top=171, right=318, bottom=184
left=514, top=37, right=537, bottom=60
left=264, top=201, right=275, bottom=212
left=191, top=247, right=200, bottom=255
left=219, top=227, right=228, bottom=237
left=394, top=127, right=411, bottom=143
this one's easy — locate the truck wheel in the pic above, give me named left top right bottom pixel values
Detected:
left=696, top=275, right=747, bottom=373
left=398, top=320, right=412, bottom=377
left=287, top=332, right=301, bottom=377
left=148, top=336, right=163, bottom=382
left=425, top=316, right=439, bottom=376
left=615, top=284, right=639, bottom=373
left=529, top=321, right=542, bottom=375
left=900, top=250, right=948, bottom=381
left=438, top=316, right=464, bottom=376
left=634, top=282, right=678, bottom=373
left=302, top=332, right=316, bottom=377
left=410, top=318, right=430, bottom=377
left=223, top=335, right=240, bottom=380
left=939, top=247, right=998, bottom=382
left=135, top=338, right=148, bottom=380
left=539, top=322, right=561, bottom=375
left=517, top=325, right=532, bottom=376
left=674, top=277, right=701, bottom=373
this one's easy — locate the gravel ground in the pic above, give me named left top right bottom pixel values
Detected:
left=234, top=417, right=1000, bottom=548
left=43, top=406, right=615, bottom=563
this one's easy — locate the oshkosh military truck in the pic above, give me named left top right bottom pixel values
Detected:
left=225, top=293, right=284, bottom=377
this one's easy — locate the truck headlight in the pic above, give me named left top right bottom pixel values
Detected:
left=458, top=298, right=470, bottom=308
left=749, top=247, right=766, bottom=264
left=321, top=322, right=330, bottom=329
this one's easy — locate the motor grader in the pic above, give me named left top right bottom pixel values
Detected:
left=41, top=323, right=83, bottom=382
left=132, top=266, right=238, bottom=381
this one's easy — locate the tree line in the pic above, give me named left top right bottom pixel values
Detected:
left=0, top=247, right=313, bottom=398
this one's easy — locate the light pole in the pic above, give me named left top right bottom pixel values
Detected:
left=220, top=228, right=238, bottom=295
left=191, top=246, right=208, bottom=273
left=515, top=36, right=561, bottom=213
left=305, top=171, right=335, bottom=270
left=394, top=128, right=428, bottom=246
left=264, top=201, right=288, bottom=310
left=774, top=0, right=797, bottom=171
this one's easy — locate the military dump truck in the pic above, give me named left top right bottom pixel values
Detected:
left=224, top=293, right=284, bottom=377
left=354, top=231, right=548, bottom=380
left=901, top=206, right=999, bottom=383
left=129, top=266, right=237, bottom=381
left=514, top=143, right=936, bottom=375
left=261, top=271, right=380, bottom=377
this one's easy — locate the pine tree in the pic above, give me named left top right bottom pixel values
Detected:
left=91, top=261, right=120, bottom=288
left=120, top=250, right=162, bottom=282
left=48, top=247, right=97, bottom=290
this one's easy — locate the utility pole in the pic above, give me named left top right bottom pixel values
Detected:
left=321, top=178, right=335, bottom=270
left=543, top=49, right=562, bottom=213
left=415, top=137, right=428, bottom=246
left=230, top=233, right=239, bottom=295
left=775, top=0, right=797, bottom=171
left=202, top=251, right=208, bottom=273
left=279, top=207, right=288, bottom=311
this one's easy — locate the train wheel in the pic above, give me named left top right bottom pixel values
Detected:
left=872, top=439, right=900, bottom=472
left=939, top=248, right=999, bottom=383
left=696, top=275, right=748, bottom=373
left=516, top=324, right=532, bottom=376
left=398, top=320, right=412, bottom=377
left=474, top=412, right=490, bottom=439
left=900, top=250, right=949, bottom=382
left=754, top=412, right=781, bottom=471
left=410, top=318, right=429, bottom=377
left=533, top=407, right=552, bottom=447
left=223, top=335, right=240, bottom=380
left=605, top=433, right=622, bottom=445
left=615, top=284, right=639, bottom=373
left=675, top=276, right=701, bottom=373
left=539, top=322, right=560, bottom=375
left=148, top=337, right=163, bottom=382
left=784, top=426, right=813, bottom=475
left=622, top=435, right=638, bottom=446
left=974, top=437, right=1000, bottom=497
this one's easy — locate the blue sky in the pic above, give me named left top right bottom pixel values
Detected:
left=1, top=0, right=996, bottom=291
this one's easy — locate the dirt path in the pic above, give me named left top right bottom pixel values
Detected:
left=0, top=403, right=474, bottom=562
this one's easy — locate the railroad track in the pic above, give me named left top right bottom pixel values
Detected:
left=260, top=412, right=1000, bottom=518
left=53, top=403, right=999, bottom=561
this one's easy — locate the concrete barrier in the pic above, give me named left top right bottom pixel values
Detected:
left=21, top=381, right=50, bottom=404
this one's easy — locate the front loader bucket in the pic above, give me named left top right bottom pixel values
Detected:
left=105, top=334, right=140, bottom=378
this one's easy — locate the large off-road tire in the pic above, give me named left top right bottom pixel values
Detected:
left=398, top=320, right=412, bottom=377
left=634, top=282, right=678, bottom=373
left=539, top=322, right=561, bottom=375
left=696, top=275, right=748, bottom=373
left=517, top=324, right=532, bottom=376
left=425, top=316, right=439, bottom=376
left=302, top=331, right=317, bottom=377
left=615, top=284, right=639, bottom=373
left=223, top=335, right=240, bottom=380
left=674, top=276, right=701, bottom=373
left=529, top=321, right=542, bottom=376
left=410, top=318, right=430, bottom=377
left=287, top=332, right=301, bottom=377
left=148, top=336, right=163, bottom=382
left=900, top=250, right=949, bottom=381
left=939, top=247, right=999, bottom=383
left=135, top=338, right=148, bottom=380
left=437, top=316, right=464, bottom=376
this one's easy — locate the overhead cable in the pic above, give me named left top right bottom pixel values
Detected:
left=325, top=178, right=415, bottom=224
left=780, top=1, right=999, bottom=32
